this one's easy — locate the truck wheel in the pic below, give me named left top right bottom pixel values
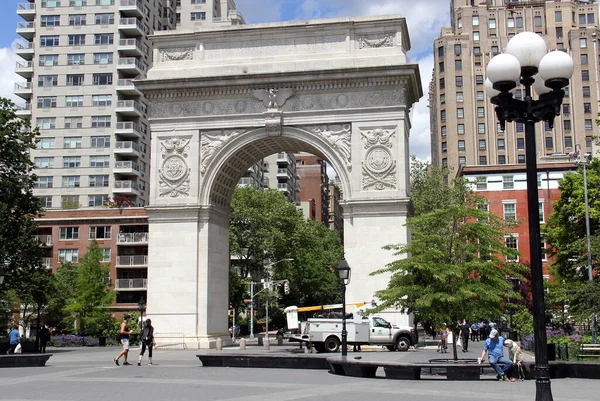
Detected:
left=386, top=345, right=396, bottom=351
left=324, top=336, right=340, bottom=353
left=396, top=336, right=411, bottom=352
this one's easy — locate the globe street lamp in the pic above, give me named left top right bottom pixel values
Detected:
left=486, top=32, right=574, bottom=401
left=569, top=147, right=597, bottom=344
left=336, top=255, right=351, bottom=357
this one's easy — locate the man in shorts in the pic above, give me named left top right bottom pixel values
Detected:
left=113, top=314, right=133, bottom=366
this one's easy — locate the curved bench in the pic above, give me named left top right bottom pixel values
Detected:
left=0, top=354, right=52, bottom=368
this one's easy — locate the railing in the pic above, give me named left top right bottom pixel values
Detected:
left=16, top=42, right=33, bottom=50
left=119, top=17, right=142, bottom=28
left=35, top=234, right=53, bottom=246
left=116, top=121, right=141, bottom=132
left=17, top=3, right=35, bottom=11
left=118, top=57, right=145, bottom=70
left=115, top=141, right=139, bottom=151
left=117, top=232, right=148, bottom=243
left=114, top=180, right=137, bottom=189
left=118, top=38, right=143, bottom=51
left=116, top=100, right=141, bottom=110
left=115, top=278, right=147, bottom=290
left=116, top=255, right=147, bottom=266
left=17, top=22, right=34, bottom=30
left=120, top=0, right=140, bottom=7
left=16, top=61, right=33, bottom=69
left=115, top=161, right=139, bottom=170
left=16, top=103, right=32, bottom=111
left=14, top=82, right=32, bottom=90
left=154, top=332, right=187, bottom=350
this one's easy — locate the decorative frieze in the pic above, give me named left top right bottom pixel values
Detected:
left=361, top=128, right=397, bottom=191
left=200, top=130, right=244, bottom=174
left=308, top=124, right=352, bottom=167
left=357, top=35, right=394, bottom=49
left=159, top=48, right=195, bottom=62
left=158, top=138, right=192, bottom=198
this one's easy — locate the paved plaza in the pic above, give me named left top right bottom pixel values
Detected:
left=0, top=344, right=597, bottom=401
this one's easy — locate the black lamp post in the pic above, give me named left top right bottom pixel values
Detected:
left=336, top=255, right=351, bottom=357
left=486, top=32, right=574, bottom=401
left=138, top=296, right=146, bottom=332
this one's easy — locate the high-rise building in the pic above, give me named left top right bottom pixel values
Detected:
left=263, top=153, right=301, bottom=204
left=295, top=153, right=330, bottom=225
left=430, top=0, right=599, bottom=171
left=175, top=0, right=244, bottom=28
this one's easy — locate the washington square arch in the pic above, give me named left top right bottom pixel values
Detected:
left=135, top=15, right=423, bottom=349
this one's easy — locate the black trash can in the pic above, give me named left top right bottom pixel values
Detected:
left=547, top=343, right=556, bottom=361
left=99, top=336, right=106, bottom=347
left=509, top=331, right=518, bottom=341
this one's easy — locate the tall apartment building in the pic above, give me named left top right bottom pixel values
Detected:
left=295, top=153, right=330, bottom=225
left=263, top=153, right=301, bottom=204
left=174, top=0, right=244, bottom=27
left=430, top=0, right=599, bottom=171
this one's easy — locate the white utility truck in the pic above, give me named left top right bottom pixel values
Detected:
left=286, top=314, right=417, bottom=353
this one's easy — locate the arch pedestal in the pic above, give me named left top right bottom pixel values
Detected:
left=137, top=15, right=423, bottom=348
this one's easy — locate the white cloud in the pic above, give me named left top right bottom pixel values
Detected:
left=0, top=42, right=24, bottom=106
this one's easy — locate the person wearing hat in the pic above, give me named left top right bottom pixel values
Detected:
left=478, top=328, right=512, bottom=381
left=137, top=318, right=155, bottom=366
left=113, top=314, right=133, bottom=366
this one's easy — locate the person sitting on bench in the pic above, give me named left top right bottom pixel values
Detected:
left=479, top=329, right=512, bottom=381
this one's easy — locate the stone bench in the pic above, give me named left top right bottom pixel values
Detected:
left=0, top=354, right=52, bottom=368
left=197, top=353, right=328, bottom=370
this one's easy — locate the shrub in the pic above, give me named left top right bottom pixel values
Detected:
left=49, top=334, right=99, bottom=347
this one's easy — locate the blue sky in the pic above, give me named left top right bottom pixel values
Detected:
left=0, top=0, right=452, bottom=160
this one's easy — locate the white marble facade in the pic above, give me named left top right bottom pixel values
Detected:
left=136, top=15, right=423, bottom=348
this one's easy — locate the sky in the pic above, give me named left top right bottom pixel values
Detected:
left=0, top=0, right=452, bottom=161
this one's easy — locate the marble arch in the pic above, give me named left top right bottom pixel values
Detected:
left=136, top=15, right=423, bottom=348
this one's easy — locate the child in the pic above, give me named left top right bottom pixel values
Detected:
left=504, top=339, right=524, bottom=381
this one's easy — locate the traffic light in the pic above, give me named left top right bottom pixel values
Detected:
left=283, top=282, right=290, bottom=295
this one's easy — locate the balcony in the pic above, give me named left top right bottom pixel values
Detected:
left=15, top=41, right=34, bottom=60
left=119, top=0, right=143, bottom=18
left=114, top=160, right=141, bottom=176
left=115, top=278, right=147, bottom=290
left=277, top=168, right=291, bottom=178
left=116, top=255, right=147, bottom=266
left=114, top=141, right=141, bottom=157
left=278, top=183, right=292, bottom=194
left=277, top=152, right=293, bottom=165
left=15, top=103, right=31, bottom=117
left=16, top=3, right=35, bottom=21
left=117, top=232, right=148, bottom=244
left=35, top=234, right=53, bottom=247
left=16, top=22, right=34, bottom=40
left=115, top=100, right=142, bottom=117
left=118, top=38, right=143, bottom=57
left=115, top=121, right=143, bottom=139
left=116, top=79, right=142, bottom=97
left=119, top=18, right=143, bottom=36
left=114, top=180, right=140, bottom=195
left=117, top=57, right=144, bottom=76
left=15, top=61, right=33, bottom=78
left=14, top=82, right=32, bottom=99
left=42, top=257, right=52, bottom=269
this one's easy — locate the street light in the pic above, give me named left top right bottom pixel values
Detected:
left=486, top=31, right=574, bottom=401
left=138, top=296, right=145, bottom=332
left=336, top=255, right=351, bottom=357
left=569, top=147, right=597, bottom=344
left=264, top=258, right=293, bottom=342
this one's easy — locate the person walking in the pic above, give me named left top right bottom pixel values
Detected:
left=137, top=318, right=155, bottom=366
left=479, top=329, right=513, bottom=381
left=8, top=324, right=20, bottom=355
left=39, top=325, right=51, bottom=353
left=114, top=314, right=133, bottom=366
left=470, top=322, right=479, bottom=342
left=459, top=319, right=471, bottom=352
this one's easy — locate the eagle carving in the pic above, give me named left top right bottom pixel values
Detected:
left=252, top=88, right=295, bottom=109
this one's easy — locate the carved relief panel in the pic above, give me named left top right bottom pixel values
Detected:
left=360, top=128, right=398, bottom=191
left=158, top=137, right=192, bottom=198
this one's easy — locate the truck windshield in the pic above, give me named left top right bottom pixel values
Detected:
left=372, top=317, right=389, bottom=328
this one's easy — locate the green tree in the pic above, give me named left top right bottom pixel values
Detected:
left=0, top=98, right=44, bottom=290
left=45, top=262, right=78, bottom=333
left=372, top=163, right=526, bottom=359
left=63, top=241, right=115, bottom=336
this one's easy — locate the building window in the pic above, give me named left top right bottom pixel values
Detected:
left=489, top=18, right=496, bottom=29
left=90, top=226, right=111, bottom=240
left=516, top=17, right=523, bottom=28
left=564, top=120, right=571, bottom=131
left=458, top=140, right=465, bottom=151
left=457, top=124, right=465, bottom=135
left=190, top=12, right=206, bottom=20
left=64, top=117, right=83, bottom=129
left=454, top=44, right=461, bottom=56
left=582, top=70, right=590, bottom=81
left=491, top=45, right=499, bottom=55
left=91, top=136, right=110, bottom=148
left=583, top=86, right=591, bottom=97
left=442, top=142, right=447, bottom=153
left=36, top=177, right=54, bottom=188
left=478, top=123, right=485, bottom=134
left=459, top=156, right=466, bottom=165
left=539, top=202, right=545, bottom=223
left=94, top=34, right=114, bottom=45
left=440, top=109, right=446, bottom=123
left=439, top=61, right=445, bottom=72
left=441, top=126, right=447, bottom=137
left=40, top=36, right=60, bottom=47
left=588, top=13, right=595, bottom=24
left=584, top=103, right=592, bottom=113
left=534, top=16, right=542, bottom=27
left=518, top=154, right=525, bottom=164
left=456, top=76, right=463, bottom=87
left=89, top=175, right=109, bottom=187
left=565, top=136, right=573, bottom=149
left=91, top=116, right=111, bottom=128
left=455, top=59, right=462, bottom=70
left=34, top=157, right=54, bottom=169
left=476, top=176, right=487, bottom=190
left=545, top=137, right=553, bottom=149
left=587, top=136, right=593, bottom=148
left=39, top=55, right=59, bottom=66
left=93, top=53, right=113, bottom=64
left=556, top=27, right=563, bottom=39
left=581, top=54, right=589, bottom=65
left=38, top=196, right=52, bottom=208
left=95, top=13, right=114, bottom=25
left=66, top=74, right=84, bottom=86
left=68, top=34, right=85, bottom=46
left=36, top=118, right=56, bottom=130
left=503, top=202, right=516, bottom=221
left=90, top=156, right=110, bottom=168
left=93, top=73, right=113, bottom=85
left=477, top=107, right=485, bottom=118
left=62, top=194, right=79, bottom=207
left=38, top=138, right=55, bottom=149
left=62, top=176, right=80, bottom=188
left=585, top=119, right=593, bottom=130
left=88, top=195, right=108, bottom=207
left=555, top=11, right=562, bottom=22
left=101, top=249, right=111, bottom=262
left=497, top=122, right=503, bottom=133
left=69, top=14, right=86, bottom=26
left=563, top=104, right=570, bottom=115
left=42, top=0, right=61, bottom=5
left=503, top=175, right=514, bottom=190
left=472, top=15, right=479, bottom=26
left=476, top=91, right=484, bottom=101
left=38, top=75, right=58, bottom=87
left=456, top=92, right=463, bottom=102
left=63, top=137, right=82, bottom=148
left=59, top=227, right=79, bottom=240
left=507, top=18, right=515, bottom=28
left=474, top=47, right=481, bottom=56
left=473, top=31, right=479, bottom=41
left=479, top=139, right=486, bottom=150
left=442, top=158, right=448, bottom=168
left=544, top=121, right=552, bottom=131
left=479, top=156, right=487, bottom=165
left=63, top=157, right=81, bottom=168
left=58, top=249, right=79, bottom=263
left=438, top=46, right=444, bottom=57
left=475, top=75, right=484, bottom=85
left=440, top=94, right=446, bottom=104
left=498, top=155, right=506, bottom=165
left=67, top=54, right=85, bottom=65
left=65, top=96, right=83, bottom=107
left=457, top=108, right=464, bottom=118
left=498, top=138, right=505, bottom=150
left=37, top=96, right=57, bottom=109
left=92, top=95, right=112, bottom=106
left=579, top=13, right=586, bottom=25
left=505, top=236, right=518, bottom=262
left=41, top=15, right=61, bottom=27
